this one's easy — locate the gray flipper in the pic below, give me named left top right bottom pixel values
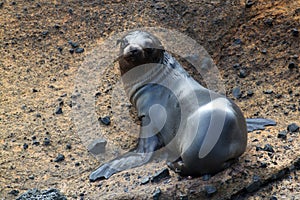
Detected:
left=246, top=118, right=276, bottom=132
left=89, top=116, right=162, bottom=182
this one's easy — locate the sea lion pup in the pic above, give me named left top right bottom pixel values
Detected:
left=89, top=31, right=275, bottom=181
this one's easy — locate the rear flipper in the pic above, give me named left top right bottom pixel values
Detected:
left=246, top=118, right=276, bottom=132
left=89, top=135, right=161, bottom=182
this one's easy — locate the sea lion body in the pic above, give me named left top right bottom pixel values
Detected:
left=89, top=31, right=272, bottom=181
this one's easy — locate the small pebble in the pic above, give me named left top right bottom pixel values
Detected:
left=287, top=123, right=299, bottom=132
left=202, top=174, right=211, bottom=181
left=153, top=188, right=161, bottom=200
left=88, top=138, right=107, bottom=155
left=43, top=137, right=51, bottom=146
left=270, top=196, right=278, bottom=200
left=292, top=28, right=299, bottom=37
left=8, top=189, right=19, bottom=196
left=68, top=40, right=79, bottom=48
left=288, top=62, right=297, bottom=70
left=261, top=49, right=267, bottom=54
left=75, top=48, right=84, bottom=53
left=32, top=140, right=40, bottom=146
left=245, top=0, right=254, bottom=8
left=99, top=116, right=111, bottom=125
left=263, top=90, right=273, bottom=94
left=42, top=31, right=49, bottom=37
left=263, top=144, right=275, bottom=153
left=69, top=49, right=74, bottom=54
left=239, top=69, right=247, bottom=78
left=232, top=87, right=242, bottom=99
left=66, top=144, right=72, bottom=150
left=54, top=154, right=65, bottom=162
left=247, top=90, right=254, bottom=97
left=264, top=18, right=273, bottom=26
left=151, top=168, right=170, bottom=183
left=23, top=143, right=28, bottom=150
left=246, top=175, right=261, bottom=192
left=55, top=107, right=63, bottom=115
left=278, top=130, right=287, bottom=139
left=204, top=185, right=217, bottom=197
left=141, top=176, right=150, bottom=185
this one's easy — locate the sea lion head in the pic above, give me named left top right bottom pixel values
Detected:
left=117, top=31, right=165, bottom=75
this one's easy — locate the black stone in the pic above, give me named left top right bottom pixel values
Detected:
left=69, top=49, right=74, bottom=54
left=57, top=47, right=63, bottom=53
left=202, top=174, right=211, bottom=181
left=263, top=90, right=273, bottom=94
left=16, top=188, right=66, bottom=200
left=55, top=107, right=63, bottom=115
left=32, top=140, right=40, bottom=146
left=8, top=189, right=19, bottom=196
left=99, top=116, right=111, bottom=125
left=153, top=188, right=162, bottom=200
left=68, top=40, right=79, bottom=48
left=278, top=130, right=287, bottom=139
left=54, top=24, right=60, bottom=29
left=260, top=162, right=267, bottom=168
left=88, top=138, right=107, bottom=155
left=151, top=168, right=170, bottom=183
left=32, top=88, right=38, bottom=93
left=287, top=123, right=299, bottom=132
left=41, top=31, right=49, bottom=38
left=261, top=49, right=267, bottom=54
left=245, top=0, right=254, bottom=8
left=246, top=175, right=261, bottom=193
left=256, top=146, right=263, bottom=151
left=288, top=62, right=297, bottom=69
left=75, top=48, right=84, bottom=53
left=247, top=90, right=254, bottom=97
left=232, top=87, right=242, bottom=99
left=141, top=176, right=150, bottom=185
left=292, top=28, right=299, bottom=37
left=263, top=144, right=274, bottom=153
left=54, top=154, right=65, bottom=162
left=43, top=138, right=51, bottom=146
left=0, top=2, right=3, bottom=8
left=204, top=185, right=217, bottom=197
left=23, top=143, right=28, bottom=150
left=233, top=38, right=242, bottom=45
left=66, top=143, right=72, bottom=150
left=179, top=193, right=188, bottom=200
left=270, top=196, right=278, bottom=200
left=264, top=18, right=273, bottom=26
left=233, top=63, right=240, bottom=69
left=95, top=92, right=101, bottom=98
left=239, top=69, right=247, bottom=78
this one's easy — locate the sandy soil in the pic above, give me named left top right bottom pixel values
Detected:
left=0, top=0, right=299, bottom=199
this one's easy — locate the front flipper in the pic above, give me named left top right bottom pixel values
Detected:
left=89, top=135, right=161, bottom=182
left=246, top=118, right=276, bottom=132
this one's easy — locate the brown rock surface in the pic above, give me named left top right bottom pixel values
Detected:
left=0, top=0, right=299, bottom=199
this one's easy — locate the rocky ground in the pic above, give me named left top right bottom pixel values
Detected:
left=0, top=0, right=299, bottom=199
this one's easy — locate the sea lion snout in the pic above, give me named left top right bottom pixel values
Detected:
left=123, top=45, right=143, bottom=62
